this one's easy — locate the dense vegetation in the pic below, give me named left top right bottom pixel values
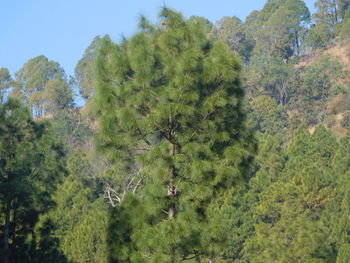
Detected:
left=2, top=0, right=350, bottom=262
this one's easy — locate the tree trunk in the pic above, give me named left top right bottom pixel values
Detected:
left=167, top=116, right=177, bottom=220
left=295, top=32, right=300, bottom=55
left=3, top=199, right=11, bottom=263
left=11, top=204, right=17, bottom=263
left=333, top=0, right=338, bottom=24
left=168, top=165, right=176, bottom=219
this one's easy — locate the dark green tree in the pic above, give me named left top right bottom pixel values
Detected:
left=95, top=8, right=255, bottom=262
left=0, top=99, right=66, bottom=263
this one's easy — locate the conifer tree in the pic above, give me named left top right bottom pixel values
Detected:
left=95, top=8, right=255, bottom=262
left=244, top=126, right=336, bottom=262
left=314, top=0, right=339, bottom=26
left=42, top=150, right=108, bottom=263
left=209, top=16, right=255, bottom=62
left=251, top=0, right=310, bottom=59
left=13, top=56, right=73, bottom=118
left=75, top=36, right=103, bottom=101
left=0, top=99, right=66, bottom=263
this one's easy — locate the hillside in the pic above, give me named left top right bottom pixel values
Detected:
left=295, top=41, right=350, bottom=136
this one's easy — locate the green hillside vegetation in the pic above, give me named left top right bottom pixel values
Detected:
left=2, top=0, right=350, bottom=262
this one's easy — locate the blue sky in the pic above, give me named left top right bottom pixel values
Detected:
left=1, top=0, right=316, bottom=77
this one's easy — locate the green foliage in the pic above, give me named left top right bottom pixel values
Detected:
left=95, top=8, right=255, bottom=262
left=314, top=0, right=340, bottom=26
left=244, top=126, right=337, bottom=262
left=311, top=0, right=350, bottom=46
left=297, top=55, right=344, bottom=124
left=245, top=55, right=295, bottom=104
left=13, top=55, right=73, bottom=118
left=305, top=23, right=333, bottom=49
left=0, top=99, right=66, bottom=263
left=75, top=36, right=103, bottom=100
left=2, top=1, right=350, bottom=262
left=51, top=108, right=92, bottom=150
left=43, top=150, right=107, bottom=263
left=337, top=244, right=350, bottom=263
left=187, top=16, right=213, bottom=34
left=248, top=95, right=288, bottom=134
left=34, top=218, right=67, bottom=263
left=332, top=133, right=350, bottom=174
left=210, top=16, right=255, bottom=62
left=338, top=0, right=350, bottom=20
left=252, top=0, right=310, bottom=59
left=336, top=7, right=350, bottom=40
left=62, top=199, right=108, bottom=263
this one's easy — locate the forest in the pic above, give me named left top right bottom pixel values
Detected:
left=2, top=0, right=350, bottom=262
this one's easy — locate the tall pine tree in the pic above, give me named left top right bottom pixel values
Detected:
left=95, top=8, right=255, bottom=262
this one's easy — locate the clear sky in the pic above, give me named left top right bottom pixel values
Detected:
left=1, top=0, right=316, bottom=77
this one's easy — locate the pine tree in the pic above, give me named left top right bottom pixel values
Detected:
left=75, top=36, right=103, bottom=101
left=244, top=126, right=337, bottom=262
left=41, top=149, right=108, bottom=263
left=95, top=8, right=255, bottom=262
left=209, top=16, right=255, bottom=62
left=314, top=0, right=339, bottom=26
left=0, top=99, right=66, bottom=263
left=251, top=0, right=310, bottom=59
left=13, top=56, right=73, bottom=118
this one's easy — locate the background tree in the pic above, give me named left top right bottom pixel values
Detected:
left=43, top=150, right=108, bottom=263
left=314, top=0, right=340, bottom=27
left=245, top=55, right=295, bottom=105
left=305, top=23, right=333, bottom=49
left=252, top=0, right=310, bottom=59
left=336, top=7, right=350, bottom=40
left=296, top=55, right=344, bottom=124
left=244, top=126, right=337, bottom=262
left=338, top=0, right=350, bottom=20
left=248, top=95, right=288, bottom=135
left=312, top=0, right=350, bottom=45
left=0, top=99, right=66, bottom=263
left=0, top=68, right=12, bottom=103
left=210, top=16, right=255, bottom=62
left=14, top=56, right=73, bottom=118
left=75, top=36, right=103, bottom=101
